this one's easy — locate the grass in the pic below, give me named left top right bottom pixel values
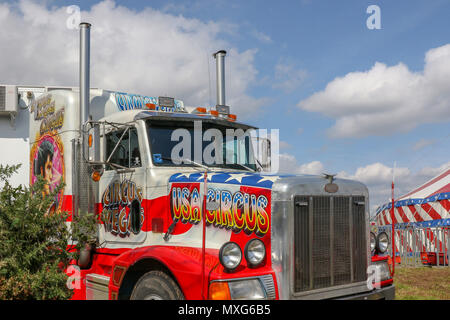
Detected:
left=393, top=266, right=450, bottom=300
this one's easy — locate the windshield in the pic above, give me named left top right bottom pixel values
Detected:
left=146, top=119, right=257, bottom=171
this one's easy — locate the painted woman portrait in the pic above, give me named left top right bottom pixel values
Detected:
left=31, top=135, right=65, bottom=215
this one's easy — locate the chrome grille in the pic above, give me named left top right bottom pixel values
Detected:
left=293, top=196, right=367, bottom=293
left=312, top=196, right=331, bottom=289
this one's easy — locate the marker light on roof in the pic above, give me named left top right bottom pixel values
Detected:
left=145, top=103, right=156, bottom=110
left=191, top=107, right=207, bottom=115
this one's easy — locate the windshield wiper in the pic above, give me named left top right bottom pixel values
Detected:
left=158, top=155, right=210, bottom=171
left=216, top=162, right=255, bottom=172
left=233, top=163, right=256, bottom=172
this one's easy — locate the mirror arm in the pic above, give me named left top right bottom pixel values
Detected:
left=106, top=127, right=129, bottom=163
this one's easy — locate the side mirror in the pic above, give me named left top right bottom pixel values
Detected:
left=88, top=123, right=101, bottom=163
left=252, top=136, right=271, bottom=172
left=83, top=121, right=104, bottom=181
left=260, top=137, right=271, bottom=172
left=82, top=121, right=101, bottom=163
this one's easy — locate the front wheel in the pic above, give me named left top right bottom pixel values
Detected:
left=130, top=270, right=184, bottom=300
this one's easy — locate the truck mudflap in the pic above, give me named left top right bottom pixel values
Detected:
left=336, top=285, right=395, bottom=300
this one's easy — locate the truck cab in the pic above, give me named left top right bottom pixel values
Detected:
left=3, top=23, right=394, bottom=299
left=68, top=90, right=394, bottom=300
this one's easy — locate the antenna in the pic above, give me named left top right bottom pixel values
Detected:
left=391, top=160, right=396, bottom=276
left=207, top=52, right=212, bottom=107
left=392, top=161, right=396, bottom=184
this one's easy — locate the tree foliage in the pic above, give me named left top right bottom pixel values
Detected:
left=0, top=164, right=97, bottom=299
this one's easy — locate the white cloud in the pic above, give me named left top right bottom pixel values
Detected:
left=277, top=153, right=299, bottom=174
left=250, top=30, right=272, bottom=44
left=297, top=44, right=450, bottom=138
left=278, top=153, right=325, bottom=175
left=279, top=140, right=292, bottom=150
left=338, top=162, right=410, bottom=186
left=412, top=138, right=436, bottom=151
left=0, top=0, right=266, bottom=118
left=278, top=155, right=449, bottom=216
left=339, top=161, right=450, bottom=215
left=272, top=61, right=308, bottom=93
left=297, top=160, right=324, bottom=175
left=416, top=161, right=450, bottom=178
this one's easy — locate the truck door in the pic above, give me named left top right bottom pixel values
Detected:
left=98, top=124, right=147, bottom=246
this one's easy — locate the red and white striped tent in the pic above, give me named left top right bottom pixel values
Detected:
left=375, top=168, right=450, bottom=227
left=375, top=168, right=450, bottom=261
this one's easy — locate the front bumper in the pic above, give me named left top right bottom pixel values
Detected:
left=336, top=285, right=395, bottom=300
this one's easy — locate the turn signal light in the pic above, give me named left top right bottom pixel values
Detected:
left=91, top=170, right=102, bottom=182
left=196, top=107, right=207, bottom=113
left=146, top=103, right=156, bottom=110
left=88, top=134, right=93, bottom=147
left=112, top=265, right=127, bottom=287
left=208, top=282, right=231, bottom=300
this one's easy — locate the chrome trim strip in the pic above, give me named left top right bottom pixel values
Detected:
left=86, top=273, right=110, bottom=300
left=291, top=281, right=369, bottom=300
left=349, top=196, right=354, bottom=282
left=260, top=274, right=276, bottom=300
left=309, top=196, right=313, bottom=290
left=330, top=196, right=334, bottom=287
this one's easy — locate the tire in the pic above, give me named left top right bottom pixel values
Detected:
left=130, top=270, right=184, bottom=300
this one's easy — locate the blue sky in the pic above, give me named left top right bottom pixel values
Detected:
left=1, top=0, right=449, bottom=213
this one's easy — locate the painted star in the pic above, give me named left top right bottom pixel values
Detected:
left=196, top=172, right=222, bottom=182
left=256, top=175, right=280, bottom=184
left=225, top=173, right=252, bottom=183
left=188, top=172, right=202, bottom=180
left=175, top=172, right=192, bottom=179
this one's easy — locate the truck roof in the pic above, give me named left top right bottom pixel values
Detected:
left=100, top=109, right=256, bottom=130
left=4, top=85, right=248, bottom=129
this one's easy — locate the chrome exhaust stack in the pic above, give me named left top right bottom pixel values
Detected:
left=79, top=22, right=91, bottom=130
left=213, top=50, right=229, bottom=115
left=75, top=22, right=96, bottom=219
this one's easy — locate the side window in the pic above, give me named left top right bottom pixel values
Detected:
left=129, top=128, right=141, bottom=168
left=105, top=127, right=141, bottom=170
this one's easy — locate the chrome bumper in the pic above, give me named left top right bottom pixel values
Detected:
left=335, top=285, right=395, bottom=300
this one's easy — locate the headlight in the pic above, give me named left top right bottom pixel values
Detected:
left=228, top=279, right=266, bottom=300
left=244, top=239, right=266, bottom=267
left=208, top=278, right=266, bottom=300
left=219, top=242, right=242, bottom=271
left=370, top=232, right=376, bottom=252
left=377, top=232, right=389, bottom=253
left=371, top=260, right=392, bottom=283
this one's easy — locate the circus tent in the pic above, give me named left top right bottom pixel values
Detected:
left=375, top=168, right=450, bottom=227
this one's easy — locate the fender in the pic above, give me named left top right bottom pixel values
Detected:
left=109, top=244, right=279, bottom=300
left=109, top=245, right=221, bottom=300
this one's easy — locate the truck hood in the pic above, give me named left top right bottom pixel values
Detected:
left=168, top=170, right=368, bottom=197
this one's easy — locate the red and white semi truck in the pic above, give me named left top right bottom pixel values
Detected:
left=0, top=23, right=394, bottom=300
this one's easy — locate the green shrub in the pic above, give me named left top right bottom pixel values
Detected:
left=0, top=164, right=97, bottom=300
